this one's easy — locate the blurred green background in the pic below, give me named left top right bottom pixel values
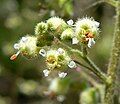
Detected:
left=0, top=0, right=115, bottom=104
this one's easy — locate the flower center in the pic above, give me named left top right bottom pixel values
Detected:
left=46, top=56, right=57, bottom=64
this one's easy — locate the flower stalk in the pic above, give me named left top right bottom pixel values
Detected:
left=104, top=0, right=120, bottom=104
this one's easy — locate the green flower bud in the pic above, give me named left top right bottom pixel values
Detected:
left=61, top=28, right=74, bottom=40
left=47, top=17, right=68, bottom=34
left=35, top=22, right=48, bottom=35
left=36, top=34, right=54, bottom=47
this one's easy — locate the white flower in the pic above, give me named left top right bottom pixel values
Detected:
left=45, top=48, right=71, bottom=70
left=43, top=69, right=50, bottom=77
left=75, top=17, right=99, bottom=38
left=39, top=49, right=46, bottom=57
left=14, top=36, right=39, bottom=58
left=67, top=19, right=74, bottom=26
left=87, top=38, right=95, bottom=48
left=58, top=72, right=67, bottom=78
left=68, top=60, right=76, bottom=68
left=72, top=37, right=79, bottom=44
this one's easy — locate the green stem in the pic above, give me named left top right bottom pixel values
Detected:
left=102, top=0, right=117, bottom=7
left=57, top=40, right=107, bottom=83
left=83, top=56, right=107, bottom=83
left=74, top=60, right=96, bottom=73
left=105, top=1, right=120, bottom=104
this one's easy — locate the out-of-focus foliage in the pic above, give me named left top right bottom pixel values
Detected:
left=0, top=0, right=115, bottom=104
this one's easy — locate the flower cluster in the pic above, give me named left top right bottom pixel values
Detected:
left=11, top=16, right=100, bottom=78
left=39, top=48, right=76, bottom=77
left=10, top=36, right=40, bottom=60
left=73, top=17, right=100, bottom=48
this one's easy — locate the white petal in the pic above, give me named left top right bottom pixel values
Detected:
left=68, top=61, right=76, bottom=68
left=39, top=49, right=46, bottom=57
left=43, top=69, right=50, bottom=77
left=72, top=37, right=79, bottom=44
left=94, top=21, right=100, bottom=27
left=57, top=48, right=64, bottom=54
left=67, top=19, right=74, bottom=26
left=88, top=38, right=95, bottom=48
left=58, top=72, right=67, bottom=78
left=21, top=37, right=28, bottom=42
left=14, top=43, right=20, bottom=49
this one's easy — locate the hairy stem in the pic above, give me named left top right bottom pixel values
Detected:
left=105, top=1, right=120, bottom=104
left=83, top=56, right=107, bottom=83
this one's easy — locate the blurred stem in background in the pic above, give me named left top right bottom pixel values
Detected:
left=104, top=0, right=120, bottom=104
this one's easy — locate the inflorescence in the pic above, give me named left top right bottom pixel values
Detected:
left=11, top=16, right=100, bottom=78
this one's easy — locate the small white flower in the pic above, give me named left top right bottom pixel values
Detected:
left=68, top=60, right=76, bottom=68
left=57, top=48, right=65, bottom=54
left=21, top=37, right=28, bottom=42
left=43, top=69, right=50, bottom=77
left=58, top=72, right=67, bottom=78
left=72, top=37, right=79, bottom=44
left=75, top=17, right=100, bottom=41
left=39, top=49, right=46, bottom=57
left=14, top=43, right=20, bottom=49
left=67, top=19, right=74, bottom=26
left=87, top=38, right=95, bottom=48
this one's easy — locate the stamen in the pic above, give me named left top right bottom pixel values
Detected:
left=10, top=51, right=20, bottom=61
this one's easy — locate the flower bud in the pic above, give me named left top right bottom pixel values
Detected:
left=61, top=28, right=74, bottom=40
left=47, top=17, right=68, bottom=34
left=36, top=33, right=54, bottom=47
left=35, top=22, right=48, bottom=35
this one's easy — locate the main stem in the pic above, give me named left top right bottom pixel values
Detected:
left=105, top=1, right=120, bottom=104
